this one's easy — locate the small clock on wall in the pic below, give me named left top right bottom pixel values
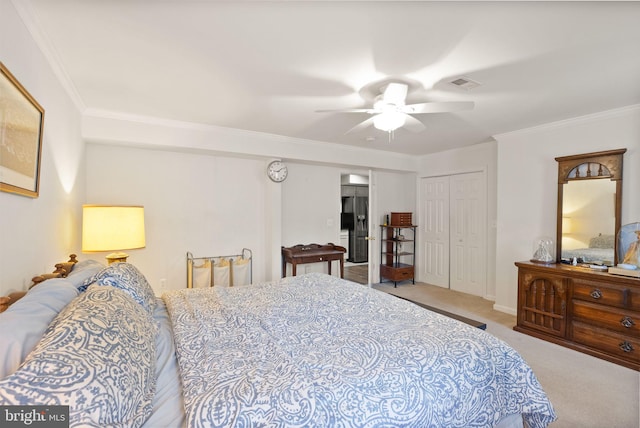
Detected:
left=267, top=160, right=288, bottom=183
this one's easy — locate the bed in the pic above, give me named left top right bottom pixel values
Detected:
left=0, top=260, right=556, bottom=427
left=562, top=233, right=615, bottom=264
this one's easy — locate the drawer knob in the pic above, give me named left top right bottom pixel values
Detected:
left=621, top=316, right=636, bottom=329
left=619, top=341, right=634, bottom=353
left=590, top=289, right=602, bottom=299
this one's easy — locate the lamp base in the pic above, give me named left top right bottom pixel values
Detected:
left=105, top=252, right=129, bottom=265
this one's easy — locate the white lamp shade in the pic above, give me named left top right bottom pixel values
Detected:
left=82, top=205, right=146, bottom=252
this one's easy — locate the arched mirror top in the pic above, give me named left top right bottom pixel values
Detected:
left=556, top=148, right=626, bottom=265
left=557, top=149, right=625, bottom=184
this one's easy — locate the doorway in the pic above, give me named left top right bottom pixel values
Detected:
left=341, top=174, right=369, bottom=284
left=419, top=171, right=487, bottom=296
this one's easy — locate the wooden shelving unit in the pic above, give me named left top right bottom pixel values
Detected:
left=380, top=224, right=417, bottom=287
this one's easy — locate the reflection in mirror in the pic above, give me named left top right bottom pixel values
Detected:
left=561, top=179, right=616, bottom=264
left=556, top=148, right=625, bottom=265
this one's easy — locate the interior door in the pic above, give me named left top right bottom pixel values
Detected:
left=420, top=176, right=450, bottom=288
left=367, top=170, right=378, bottom=285
left=449, top=172, right=486, bottom=296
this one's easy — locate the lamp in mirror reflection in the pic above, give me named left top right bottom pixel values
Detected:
left=562, top=217, right=572, bottom=234
left=82, top=205, right=146, bottom=264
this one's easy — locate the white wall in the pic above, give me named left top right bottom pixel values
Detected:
left=84, top=145, right=418, bottom=292
left=282, top=163, right=346, bottom=277
left=375, top=171, right=417, bottom=227
left=85, top=143, right=275, bottom=292
left=280, top=165, right=416, bottom=279
left=417, top=141, right=498, bottom=299
left=0, top=0, right=85, bottom=296
left=281, top=162, right=342, bottom=249
left=82, top=112, right=419, bottom=173
left=373, top=171, right=417, bottom=283
left=494, top=105, right=640, bottom=314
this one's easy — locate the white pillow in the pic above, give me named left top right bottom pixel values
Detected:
left=0, top=285, right=157, bottom=427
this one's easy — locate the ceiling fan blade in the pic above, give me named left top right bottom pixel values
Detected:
left=345, top=117, right=375, bottom=134
left=382, top=83, right=408, bottom=105
left=315, top=108, right=373, bottom=113
left=404, top=101, right=474, bottom=114
left=402, top=114, right=426, bottom=133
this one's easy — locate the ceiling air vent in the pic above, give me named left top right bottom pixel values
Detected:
left=449, top=77, right=482, bottom=90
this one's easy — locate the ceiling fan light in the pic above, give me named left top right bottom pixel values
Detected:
left=373, top=111, right=405, bottom=132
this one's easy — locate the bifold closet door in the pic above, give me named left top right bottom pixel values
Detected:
left=449, top=172, right=486, bottom=297
left=420, top=176, right=450, bottom=288
left=420, top=172, right=486, bottom=297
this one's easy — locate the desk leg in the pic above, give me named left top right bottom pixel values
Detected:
left=292, top=263, right=297, bottom=276
left=339, top=257, right=344, bottom=278
left=282, top=259, right=286, bottom=278
left=327, top=261, right=332, bottom=276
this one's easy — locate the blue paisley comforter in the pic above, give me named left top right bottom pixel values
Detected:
left=163, top=273, right=555, bottom=428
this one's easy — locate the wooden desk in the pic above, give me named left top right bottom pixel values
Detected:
left=282, top=243, right=347, bottom=278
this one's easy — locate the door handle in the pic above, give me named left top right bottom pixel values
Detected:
left=365, top=236, right=375, bottom=241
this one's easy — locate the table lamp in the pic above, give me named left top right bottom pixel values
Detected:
left=82, top=205, right=146, bottom=264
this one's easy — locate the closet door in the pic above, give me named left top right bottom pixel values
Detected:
left=450, top=172, right=486, bottom=296
left=420, top=176, right=449, bottom=288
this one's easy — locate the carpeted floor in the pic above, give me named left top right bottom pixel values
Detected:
left=371, top=281, right=640, bottom=428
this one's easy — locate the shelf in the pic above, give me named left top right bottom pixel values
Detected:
left=382, top=252, right=414, bottom=257
left=381, top=262, right=413, bottom=269
left=380, top=224, right=416, bottom=287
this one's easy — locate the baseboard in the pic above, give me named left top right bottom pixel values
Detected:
left=493, top=303, right=516, bottom=316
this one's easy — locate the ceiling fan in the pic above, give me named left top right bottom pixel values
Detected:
left=317, top=81, right=474, bottom=134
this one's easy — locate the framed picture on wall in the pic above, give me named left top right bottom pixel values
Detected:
left=0, top=62, right=45, bottom=198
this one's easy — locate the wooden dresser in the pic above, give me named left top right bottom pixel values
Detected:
left=515, top=261, right=639, bottom=370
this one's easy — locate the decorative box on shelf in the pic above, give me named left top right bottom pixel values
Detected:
left=390, top=212, right=412, bottom=226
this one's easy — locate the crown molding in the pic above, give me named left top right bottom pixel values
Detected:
left=494, top=104, right=640, bottom=141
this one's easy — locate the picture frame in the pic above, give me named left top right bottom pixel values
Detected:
left=0, top=62, right=45, bottom=198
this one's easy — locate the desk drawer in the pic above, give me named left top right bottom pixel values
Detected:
left=298, top=255, right=326, bottom=263
left=572, top=300, right=640, bottom=336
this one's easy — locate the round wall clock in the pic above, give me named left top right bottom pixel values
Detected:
left=267, top=160, right=288, bottom=182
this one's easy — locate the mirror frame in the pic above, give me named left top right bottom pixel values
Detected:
left=556, top=148, right=626, bottom=264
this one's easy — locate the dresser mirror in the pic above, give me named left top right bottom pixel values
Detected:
left=556, top=149, right=626, bottom=265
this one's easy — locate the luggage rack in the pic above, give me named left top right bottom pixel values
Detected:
left=187, top=248, right=252, bottom=288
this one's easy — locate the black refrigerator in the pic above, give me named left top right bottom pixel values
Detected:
left=341, top=187, right=368, bottom=263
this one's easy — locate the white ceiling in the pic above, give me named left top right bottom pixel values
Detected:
left=25, top=1, right=640, bottom=155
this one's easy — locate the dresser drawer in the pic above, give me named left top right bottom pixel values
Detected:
left=572, top=300, right=640, bottom=336
left=572, top=280, right=630, bottom=309
left=572, top=321, right=640, bottom=364
left=631, top=288, right=640, bottom=312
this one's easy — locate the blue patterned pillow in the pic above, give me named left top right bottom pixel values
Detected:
left=82, top=263, right=156, bottom=315
left=0, top=285, right=157, bottom=427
